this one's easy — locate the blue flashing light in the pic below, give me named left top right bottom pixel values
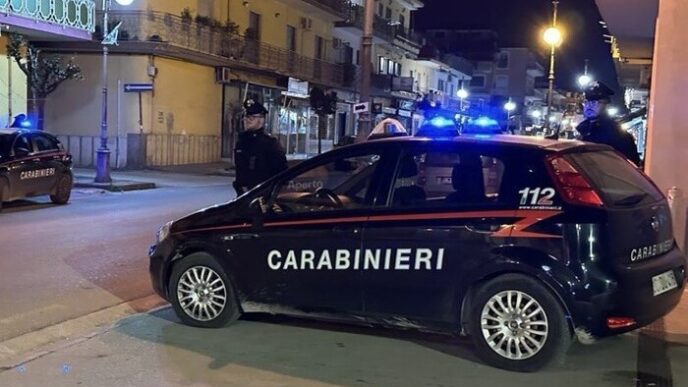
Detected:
left=429, top=116, right=456, bottom=128
left=474, top=116, right=498, bottom=127
left=20, top=119, right=31, bottom=128
left=473, top=134, right=493, bottom=139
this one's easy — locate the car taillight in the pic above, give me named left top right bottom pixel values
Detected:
left=546, top=155, right=604, bottom=207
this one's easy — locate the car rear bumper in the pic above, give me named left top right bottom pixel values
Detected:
left=574, top=246, right=686, bottom=338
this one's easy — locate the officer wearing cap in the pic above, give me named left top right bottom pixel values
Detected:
left=233, top=99, right=287, bottom=195
left=576, top=81, right=640, bottom=165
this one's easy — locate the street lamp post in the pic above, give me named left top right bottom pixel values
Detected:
left=504, top=98, right=516, bottom=132
left=543, top=0, right=562, bottom=136
left=95, top=0, right=132, bottom=183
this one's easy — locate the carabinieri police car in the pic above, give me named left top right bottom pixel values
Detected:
left=0, top=129, right=73, bottom=210
left=149, top=133, right=686, bottom=372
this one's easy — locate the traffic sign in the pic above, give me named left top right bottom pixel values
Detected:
left=123, top=83, right=154, bottom=93
left=353, top=102, right=369, bottom=114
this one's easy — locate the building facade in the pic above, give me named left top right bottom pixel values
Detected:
left=0, top=0, right=96, bottom=127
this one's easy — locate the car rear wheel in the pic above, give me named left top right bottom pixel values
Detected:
left=469, top=274, right=571, bottom=372
left=50, top=174, right=72, bottom=205
left=169, top=252, right=241, bottom=328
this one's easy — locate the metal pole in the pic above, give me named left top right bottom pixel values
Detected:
left=7, top=54, right=12, bottom=122
left=545, top=0, right=559, bottom=135
left=357, top=0, right=374, bottom=140
left=95, top=0, right=112, bottom=183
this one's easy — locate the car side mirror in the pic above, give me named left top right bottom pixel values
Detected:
left=14, top=147, right=30, bottom=157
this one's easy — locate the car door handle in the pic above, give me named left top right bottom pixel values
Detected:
left=223, top=233, right=259, bottom=241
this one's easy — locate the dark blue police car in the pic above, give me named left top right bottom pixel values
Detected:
left=0, top=129, right=73, bottom=210
left=149, top=134, right=686, bottom=371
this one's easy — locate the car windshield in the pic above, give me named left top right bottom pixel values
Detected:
left=567, top=151, right=664, bottom=207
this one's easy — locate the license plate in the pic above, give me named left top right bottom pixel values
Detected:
left=652, top=270, right=678, bottom=296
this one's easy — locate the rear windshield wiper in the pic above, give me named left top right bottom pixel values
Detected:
left=613, top=193, right=648, bottom=206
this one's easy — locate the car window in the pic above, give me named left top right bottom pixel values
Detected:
left=0, top=134, right=11, bottom=156
left=13, top=135, right=32, bottom=154
left=387, top=148, right=506, bottom=208
left=566, top=151, right=664, bottom=206
left=272, top=152, right=382, bottom=214
left=32, top=134, right=60, bottom=152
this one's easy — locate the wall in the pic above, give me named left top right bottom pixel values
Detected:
left=0, top=35, right=28, bottom=128
left=646, top=0, right=688, bottom=248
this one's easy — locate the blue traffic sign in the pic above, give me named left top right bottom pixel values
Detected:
left=123, top=83, right=154, bottom=93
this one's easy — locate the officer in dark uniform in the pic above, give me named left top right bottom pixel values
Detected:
left=576, top=81, right=640, bottom=165
left=233, top=99, right=288, bottom=195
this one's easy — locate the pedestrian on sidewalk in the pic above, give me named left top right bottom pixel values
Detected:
left=576, top=81, right=640, bottom=166
left=233, top=99, right=287, bottom=195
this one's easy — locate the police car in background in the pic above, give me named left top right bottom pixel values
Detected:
left=0, top=129, right=73, bottom=210
left=149, top=132, right=686, bottom=372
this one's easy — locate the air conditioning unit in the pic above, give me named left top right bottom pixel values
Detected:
left=333, top=38, right=342, bottom=49
left=300, top=17, right=313, bottom=30
left=216, top=67, right=233, bottom=84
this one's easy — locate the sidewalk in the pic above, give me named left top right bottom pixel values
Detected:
left=73, top=163, right=236, bottom=192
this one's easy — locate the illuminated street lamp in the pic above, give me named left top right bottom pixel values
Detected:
left=607, top=106, right=619, bottom=117
left=543, top=1, right=562, bottom=134
left=531, top=110, right=542, bottom=119
left=578, top=74, right=593, bottom=88
left=504, top=100, right=517, bottom=113
left=457, top=87, right=469, bottom=114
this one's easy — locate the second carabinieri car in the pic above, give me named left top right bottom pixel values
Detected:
left=0, top=129, right=73, bottom=210
left=149, top=133, right=686, bottom=372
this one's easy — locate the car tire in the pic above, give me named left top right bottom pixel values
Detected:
left=468, top=273, right=571, bottom=372
left=50, top=174, right=72, bottom=205
left=169, top=252, right=241, bottom=328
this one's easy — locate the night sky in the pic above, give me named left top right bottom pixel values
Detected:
left=415, top=0, right=620, bottom=96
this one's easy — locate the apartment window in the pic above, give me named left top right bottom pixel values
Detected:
left=497, top=52, right=509, bottom=69
left=379, top=56, right=387, bottom=73
left=470, top=75, right=486, bottom=88
left=315, top=36, right=324, bottom=59
left=287, top=25, right=297, bottom=52
left=378, top=2, right=384, bottom=16
left=438, top=79, right=445, bottom=92
left=385, top=7, right=392, bottom=20
left=356, top=50, right=360, bottom=65
left=399, top=14, right=406, bottom=28
left=248, top=12, right=261, bottom=41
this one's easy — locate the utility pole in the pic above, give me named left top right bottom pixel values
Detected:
left=545, top=0, right=560, bottom=134
left=357, top=0, right=374, bottom=140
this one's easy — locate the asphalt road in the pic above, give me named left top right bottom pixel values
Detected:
left=0, top=172, right=231, bottom=342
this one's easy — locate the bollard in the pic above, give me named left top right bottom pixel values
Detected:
left=667, top=186, right=687, bottom=252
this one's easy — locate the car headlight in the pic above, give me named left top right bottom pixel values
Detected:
left=156, top=221, right=173, bottom=244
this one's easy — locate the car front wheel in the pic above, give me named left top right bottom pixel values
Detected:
left=469, top=274, right=572, bottom=372
left=169, top=252, right=241, bottom=328
left=50, top=174, right=72, bottom=204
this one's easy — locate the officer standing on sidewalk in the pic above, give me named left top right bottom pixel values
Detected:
left=576, top=81, right=641, bottom=165
left=233, top=99, right=288, bottom=195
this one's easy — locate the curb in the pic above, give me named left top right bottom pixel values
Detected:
left=73, top=180, right=156, bottom=192
left=0, top=295, right=168, bottom=371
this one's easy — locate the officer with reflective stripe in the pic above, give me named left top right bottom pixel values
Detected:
left=576, top=81, right=640, bottom=165
left=233, top=99, right=288, bottom=195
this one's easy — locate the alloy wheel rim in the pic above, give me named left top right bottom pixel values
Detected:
left=177, top=266, right=227, bottom=321
left=480, top=290, right=549, bottom=360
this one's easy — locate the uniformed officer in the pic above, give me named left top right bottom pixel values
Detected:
left=576, top=81, right=640, bottom=165
left=233, top=99, right=288, bottom=195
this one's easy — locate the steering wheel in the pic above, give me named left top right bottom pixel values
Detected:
left=314, top=188, right=344, bottom=208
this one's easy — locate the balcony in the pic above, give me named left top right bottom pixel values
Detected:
left=335, top=5, right=422, bottom=49
left=0, top=0, right=95, bottom=39
left=299, top=0, right=348, bottom=18
left=94, top=11, right=346, bottom=87
left=372, top=74, right=414, bottom=93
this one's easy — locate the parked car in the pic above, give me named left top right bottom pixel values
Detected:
left=149, top=134, right=685, bottom=372
left=0, top=129, right=73, bottom=210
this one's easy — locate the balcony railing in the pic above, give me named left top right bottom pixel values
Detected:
left=100, top=11, right=346, bottom=87
left=0, top=0, right=95, bottom=33
left=335, top=5, right=422, bottom=47
left=300, top=0, right=348, bottom=18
